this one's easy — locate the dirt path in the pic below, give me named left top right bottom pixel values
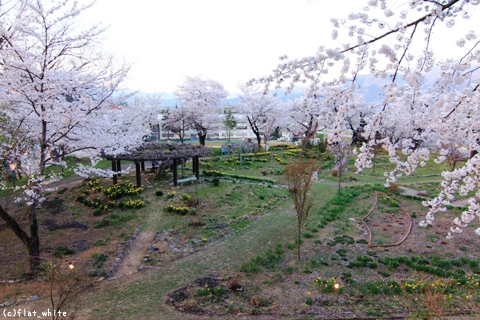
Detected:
left=399, top=186, right=425, bottom=197
left=116, top=229, right=156, bottom=277
left=399, top=186, right=470, bottom=208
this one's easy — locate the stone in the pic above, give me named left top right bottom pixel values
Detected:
left=26, top=295, right=39, bottom=302
left=4, top=300, right=14, bottom=307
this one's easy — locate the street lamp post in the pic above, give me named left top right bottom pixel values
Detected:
left=8, top=163, right=16, bottom=188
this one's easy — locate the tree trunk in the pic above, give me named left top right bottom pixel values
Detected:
left=28, top=217, right=41, bottom=277
left=247, top=116, right=262, bottom=149
left=301, top=137, right=310, bottom=155
left=0, top=203, right=40, bottom=277
left=255, top=133, right=261, bottom=150
left=338, top=172, right=342, bottom=194
left=198, top=133, right=206, bottom=146
left=297, top=224, right=301, bottom=261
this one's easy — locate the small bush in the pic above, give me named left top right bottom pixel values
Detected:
left=57, top=187, right=68, bottom=194
left=315, top=277, right=339, bottom=293
left=92, top=253, right=108, bottom=267
left=275, top=243, right=284, bottom=255
left=124, top=199, right=145, bottom=209
left=196, top=287, right=210, bottom=296
left=93, top=209, right=104, bottom=216
left=387, top=183, right=399, bottom=194
left=240, top=262, right=261, bottom=273
left=155, top=190, right=164, bottom=197
left=227, top=277, right=243, bottom=291
left=366, top=281, right=382, bottom=294
left=305, top=296, right=313, bottom=305
left=54, top=245, right=74, bottom=258
left=377, top=271, right=391, bottom=277
left=249, top=295, right=272, bottom=307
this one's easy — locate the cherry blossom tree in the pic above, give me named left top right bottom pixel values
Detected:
left=285, top=85, right=370, bottom=153
left=285, top=96, right=322, bottom=153
left=174, top=76, right=228, bottom=146
left=0, top=0, right=149, bottom=276
left=255, top=0, right=480, bottom=238
left=329, top=139, right=353, bottom=193
left=261, top=106, right=284, bottom=149
left=235, top=85, right=282, bottom=149
left=160, top=105, right=189, bottom=143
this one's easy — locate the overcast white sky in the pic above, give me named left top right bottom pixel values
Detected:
left=82, top=0, right=366, bottom=95
left=83, top=0, right=479, bottom=96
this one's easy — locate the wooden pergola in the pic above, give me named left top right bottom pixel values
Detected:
left=103, top=142, right=211, bottom=187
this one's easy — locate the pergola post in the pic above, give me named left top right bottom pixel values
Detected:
left=173, top=158, right=178, bottom=187
left=141, top=161, right=145, bottom=172
left=194, top=156, right=200, bottom=179
left=135, top=162, right=141, bottom=187
left=117, top=160, right=122, bottom=177
left=192, top=157, right=196, bottom=174
left=111, top=159, right=117, bottom=184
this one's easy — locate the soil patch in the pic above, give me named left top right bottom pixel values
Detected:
left=40, top=197, right=65, bottom=214
left=42, top=218, right=89, bottom=231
